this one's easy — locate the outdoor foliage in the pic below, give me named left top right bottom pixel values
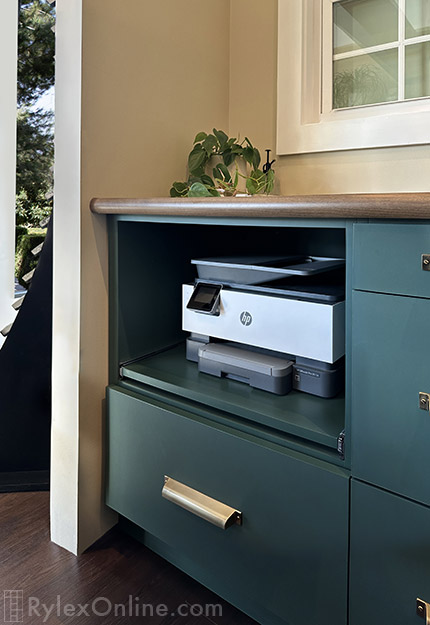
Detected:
left=15, top=228, right=46, bottom=287
left=16, top=108, right=54, bottom=226
left=16, top=0, right=55, bottom=227
left=18, top=0, right=55, bottom=107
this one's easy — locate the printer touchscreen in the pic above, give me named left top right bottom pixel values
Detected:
left=186, top=283, right=221, bottom=315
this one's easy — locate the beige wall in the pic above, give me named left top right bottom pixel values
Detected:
left=53, top=0, right=231, bottom=554
left=229, top=0, right=430, bottom=194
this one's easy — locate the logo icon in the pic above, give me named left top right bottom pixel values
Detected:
left=240, top=311, right=252, bottom=326
left=4, top=591, right=23, bottom=623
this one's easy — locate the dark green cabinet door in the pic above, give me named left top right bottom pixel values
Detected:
left=353, top=223, right=430, bottom=297
left=107, top=386, right=349, bottom=625
left=350, top=480, right=430, bottom=625
left=351, top=290, right=430, bottom=505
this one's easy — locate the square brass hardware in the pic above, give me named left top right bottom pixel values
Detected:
left=422, top=254, right=430, bottom=271
left=417, top=598, right=430, bottom=624
left=419, top=393, right=430, bottom=412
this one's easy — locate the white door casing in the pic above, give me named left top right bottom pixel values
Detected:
left=0, top=0, right=18, bottom=345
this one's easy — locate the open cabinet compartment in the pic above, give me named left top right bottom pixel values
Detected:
left=109, top=218, right=349, bottom=465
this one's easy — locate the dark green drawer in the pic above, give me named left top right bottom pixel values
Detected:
left=351, top=290, right=430, bottom=505
left=350, top=480, right=430, bottom=625
left=106, top=386, right=349, bottom=625
left=353, top=223, right=430, bottom=297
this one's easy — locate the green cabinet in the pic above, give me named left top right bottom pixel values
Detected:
left=351, top=290, right=430, bottom=505
left=107, top=385, right=349, bottom=625
left=104, top=212, right=430, bottom=625
left=350, top=479, right=430, bottom=625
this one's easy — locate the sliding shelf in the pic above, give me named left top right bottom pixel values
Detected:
left=120, top=343, right=345, bottom=451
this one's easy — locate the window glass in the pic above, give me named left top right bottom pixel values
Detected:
left=405, top=0, right=430, bottom=38
left=333, top=48, right=398, bottom=108
left=405, top=41, right=430, bottom=98
left=333, top=0, right=398, bottom=55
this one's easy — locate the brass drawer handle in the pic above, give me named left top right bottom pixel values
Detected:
left=162, top=476, right=242, bottom=530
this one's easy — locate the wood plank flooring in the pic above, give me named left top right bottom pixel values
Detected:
left=0, top=492, right=257, bottom=624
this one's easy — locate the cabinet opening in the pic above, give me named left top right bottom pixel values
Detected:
left=112, top=220, right=348, bottom=460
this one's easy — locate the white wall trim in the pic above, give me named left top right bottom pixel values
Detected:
left=0, top=0, right=18, bottom=345
left=50, top=0, right=83, bottom=555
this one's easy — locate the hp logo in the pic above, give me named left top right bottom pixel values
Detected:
left=240, top=311, right=253, bottom=326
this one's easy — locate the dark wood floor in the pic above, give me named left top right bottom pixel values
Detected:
left=0, top=492, right=257, bottom=624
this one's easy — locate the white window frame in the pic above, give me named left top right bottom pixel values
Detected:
left=277, top=0, right=430, bottom=155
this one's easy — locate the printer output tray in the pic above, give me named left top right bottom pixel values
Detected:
left=192, top=255, right=345, bottom=285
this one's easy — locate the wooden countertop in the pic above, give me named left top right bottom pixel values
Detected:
left=90, top=193, right=430, bottom=219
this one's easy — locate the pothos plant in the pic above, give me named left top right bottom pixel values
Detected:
left=170, top=129, right=275, bottom=197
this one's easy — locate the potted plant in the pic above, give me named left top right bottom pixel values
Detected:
left=170, top=129, right=275, bottom=197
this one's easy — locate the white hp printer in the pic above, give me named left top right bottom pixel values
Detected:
left=182, top=256, right=345, bottom=397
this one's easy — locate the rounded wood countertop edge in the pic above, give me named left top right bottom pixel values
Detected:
left=90, top=193, right=430, bottom=219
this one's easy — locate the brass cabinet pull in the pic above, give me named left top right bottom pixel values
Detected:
left=417, top=598, right=430, bottom=625
left=162, top=476, right=242, bottom=530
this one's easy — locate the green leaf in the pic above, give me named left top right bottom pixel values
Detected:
left=252, top=148, right=261, bottom=169
left=222, top=150, right=236, bottom=167
left=243, top=146, right=255, bottom=165
left=213, top=163, right=231, bottom=183
left=188, top=182, right=212, bottom=197
left=265, top=169, right=275, bottom=194
left=246, top=177, right=258, bottom=195
left=170, top=181, right=189, bottom=197
left=233, top=168, right=239, bottom=188
left=231, top=143, right=243, bottom=155
left=213, top=128, right=228, bottom=148
left=173, top=181, right=189, bottom=192
left=188, top=146, right=208, bottom=175
left=251, top=168, right=266, bottom=186
left=202, top=134, right=217, bottom=156
left=246, top=169, right=267, bottom=194
left=244, top=137, right=254, bottom=148
left=200, top=174, right=215, bottom=187
left=208, top=187, right=221, bottom=197
left=193, top=131, right=207, bottom=144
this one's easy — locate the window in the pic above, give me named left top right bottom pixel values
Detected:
left=277, top=0, right=430, bottom=154
left=326, top=0, right=430, bottom=111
